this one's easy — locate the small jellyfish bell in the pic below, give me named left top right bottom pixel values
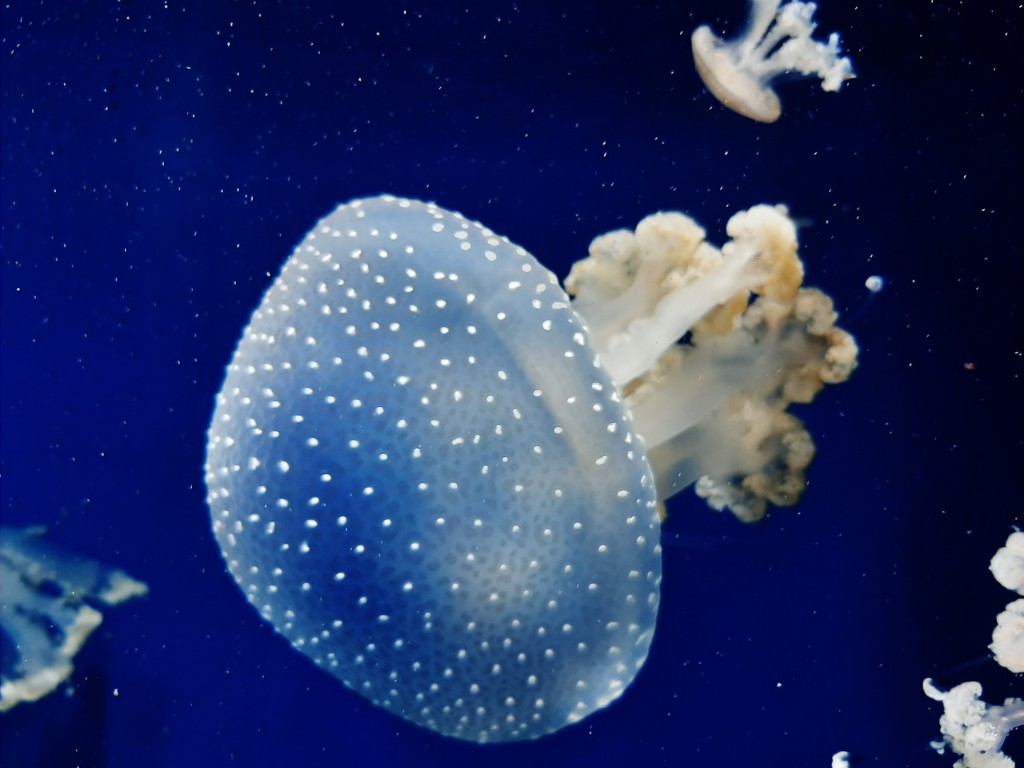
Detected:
left=692, top=0, right=855, bottom=122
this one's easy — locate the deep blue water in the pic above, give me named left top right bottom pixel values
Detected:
left=1, top=1, right=1021, bottom=766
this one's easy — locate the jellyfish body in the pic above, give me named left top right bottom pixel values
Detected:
left=691, top=0, right=854, bottom=122
left=205, top=196, right=663, bottom=743
left=206, top=194, right=857, bottom=742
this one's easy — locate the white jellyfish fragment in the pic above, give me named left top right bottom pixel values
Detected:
left=924, top=532, right=1024, bottom=766
left=691, top=0, right=855, bottom=122
left=205, top=195, right=857, bottom=742
left=865, top=274, right=885, bottom=293
left=0, top=526, right=148, bottom=712
left=991, top=599, right=1024, bottom=674
left=990, top=531, right=1024, bottom=595
left=990, top=533, right=1024, bottom=673
left=923, top=679, right=1024, bottom=768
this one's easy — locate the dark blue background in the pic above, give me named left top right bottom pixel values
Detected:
left=2, top=1, right=1021, bottom=766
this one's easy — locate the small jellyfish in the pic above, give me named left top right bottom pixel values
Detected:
left=692, top=0, right=854, bottom=122
left=923, top=679, right=1024, bottom=767
left=205, top=195, right=856, bottom=741
left=0, top=526, right=148, bottom=711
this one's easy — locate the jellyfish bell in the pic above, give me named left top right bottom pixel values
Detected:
left=205, top=195, right=857, bottom=742
left=989, top=532, right=1024, bottom=674
left=566, top=203, right=857, bottom=521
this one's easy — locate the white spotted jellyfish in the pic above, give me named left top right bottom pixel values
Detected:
left=204, top=195, right=858, bottom=743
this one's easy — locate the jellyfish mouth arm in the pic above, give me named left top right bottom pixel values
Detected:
left=923, top=679, right=1024, bottom=767
left=641, top=385, right=811, bottom=517
left=632, top=306, right=843, bottom=520
left=567, top=205, right=805, bottom=389
left=921, top=534, right=1024, bottom=763
left=734, top=1, right=854, bottom=91
left=567, top=205, right=857, bottom=519
left=990, top=531, right=1024, bottom=596
left=990, top=598, right=1024, bottom=673
left=736, top=0, right=786, bottom=61
left=566, top=218, right=712, bottom=367
left=598, top=248, right=758, bottom=386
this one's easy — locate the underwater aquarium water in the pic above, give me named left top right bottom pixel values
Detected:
left=2, top=1, right=1022, bottom=766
